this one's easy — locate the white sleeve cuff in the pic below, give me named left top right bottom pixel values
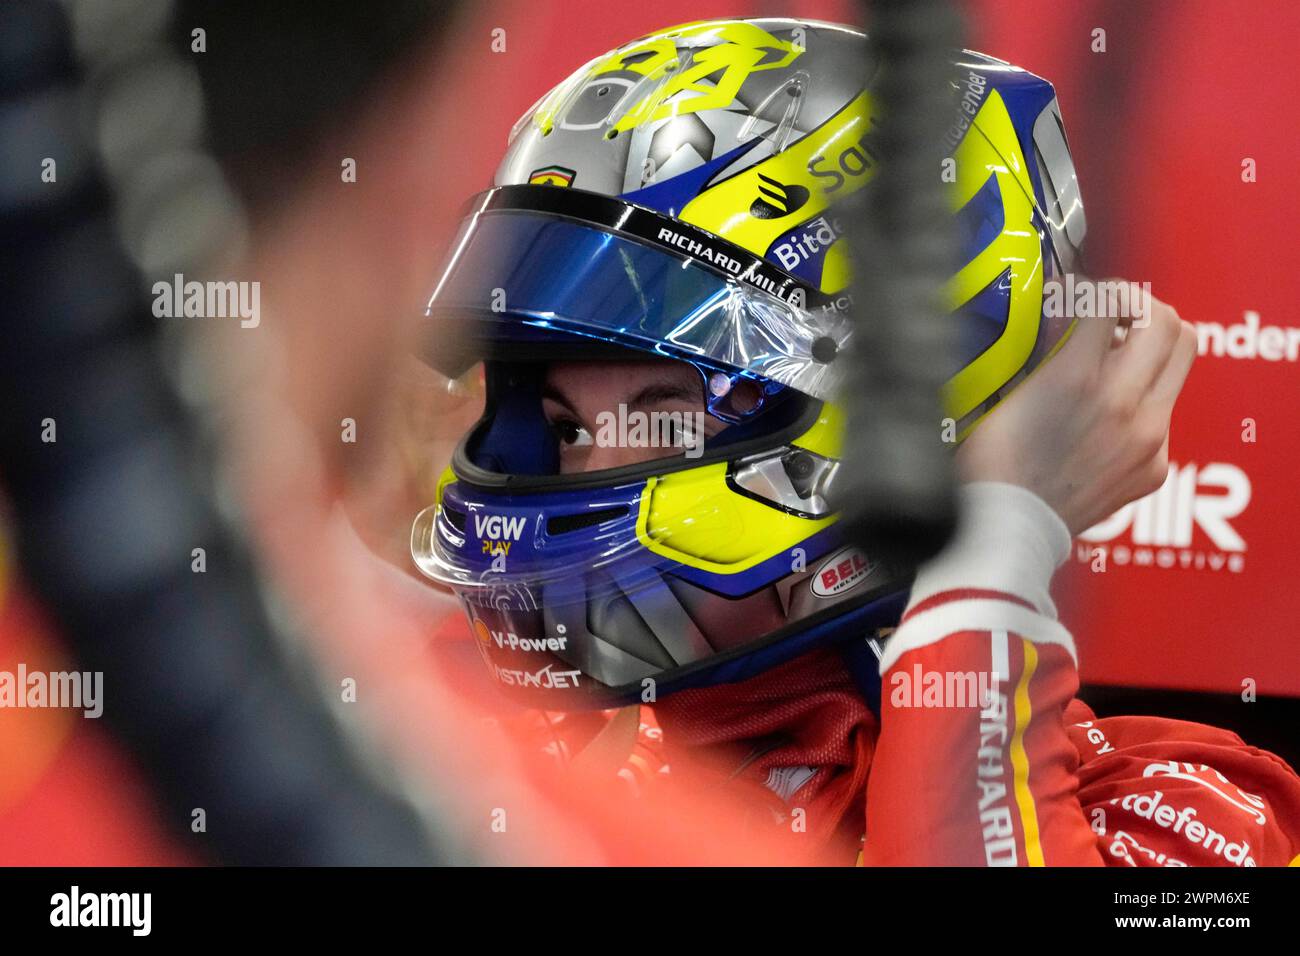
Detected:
left=906, top=481, right=1072, bottom=620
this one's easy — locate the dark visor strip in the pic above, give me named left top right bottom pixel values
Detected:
left=461, top=185, right=834, bottom=312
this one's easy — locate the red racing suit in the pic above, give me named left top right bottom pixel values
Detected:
left=510, top=483, right=1300, bottom=866
left=861, top=482, right=1300, bottom=866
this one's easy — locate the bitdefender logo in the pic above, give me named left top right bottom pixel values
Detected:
left=750, top=172, right=810, bottom=219
left=1076, top=462, right=1251, bottom=572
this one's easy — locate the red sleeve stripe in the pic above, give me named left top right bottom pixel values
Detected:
left=901, top=588, right=1038, bottom=624
left=879, top=598, right=1077, bottom=675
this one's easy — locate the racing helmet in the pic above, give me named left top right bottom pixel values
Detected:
left=412, top=18, right=1086, bottom=709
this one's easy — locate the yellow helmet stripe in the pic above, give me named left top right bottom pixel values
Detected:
left=941, top=89, right=1044, bottom=424
left=679, top=89, right=878, bottom=264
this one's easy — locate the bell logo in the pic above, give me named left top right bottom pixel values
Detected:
left=812, top=546, right=873, bottom=597
left=1080, top=462, right=1250, bottom=552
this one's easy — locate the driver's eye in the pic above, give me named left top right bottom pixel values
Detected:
left=552, top=419, right=594, bottom=448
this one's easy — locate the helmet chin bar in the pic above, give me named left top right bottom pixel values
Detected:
left=455, top=577, right=913, bottom=711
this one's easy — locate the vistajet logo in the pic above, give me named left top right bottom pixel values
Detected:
left=1077, top=462, right=1250, bottom=572
left=487, top=660, right=582, bottom=690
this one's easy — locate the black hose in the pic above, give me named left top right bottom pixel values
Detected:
left=834, top=0, right=964, bottom=569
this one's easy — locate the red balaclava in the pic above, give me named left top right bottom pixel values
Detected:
left=652, top=647, right=878, bottom=860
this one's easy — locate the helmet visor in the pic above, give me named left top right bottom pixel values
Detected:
left=424, top=186, right=852, bottom=402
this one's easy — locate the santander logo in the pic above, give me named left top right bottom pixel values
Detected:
left=1195, top=311, right=1300, bottom=362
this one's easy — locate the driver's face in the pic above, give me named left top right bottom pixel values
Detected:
left=542, top=359, right=729, bottom=473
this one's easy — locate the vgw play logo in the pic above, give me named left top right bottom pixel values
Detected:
left=476, top=513, right=526, bottom=556
left=1076, top=462, right=1250, bottom=572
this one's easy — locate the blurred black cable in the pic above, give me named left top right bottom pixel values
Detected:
left=0, top=0, right=459, bottom=864
left=835, top=0, right=963, bottom=568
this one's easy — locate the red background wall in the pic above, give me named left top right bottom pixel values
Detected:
left=448, top=0, right=1300, bottom=697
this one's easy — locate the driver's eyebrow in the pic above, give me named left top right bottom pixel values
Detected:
left=626, top=381, right=702, bottom=409
left=541, top=382, right=579, bottom=416
left=542, top=375, right=702, bottom=415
